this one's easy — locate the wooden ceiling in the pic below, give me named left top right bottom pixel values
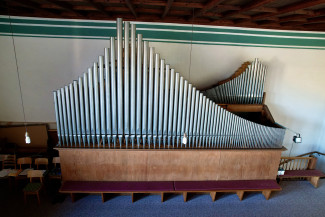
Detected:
left=2, top=0, right=325, bottom=31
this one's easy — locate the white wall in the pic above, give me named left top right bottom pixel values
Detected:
left=1, top=35, right=325, bottom=169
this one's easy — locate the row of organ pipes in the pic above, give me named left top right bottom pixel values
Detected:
left=203, top=58, right=267, bottom=105
left=53, top=18, right=285, bottom=149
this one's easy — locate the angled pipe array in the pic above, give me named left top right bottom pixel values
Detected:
left=203, top=59, right=266, bottom=104
left=53, top=18, right=285, bottom=149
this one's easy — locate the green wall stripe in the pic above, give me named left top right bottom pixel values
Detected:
left=134, top=24, right=325, bottom=38
left=2, top=33, right=325, bottom=50
left=1, top=15, right=325, bottom=49
left=0, top=17, right=116, bottom=27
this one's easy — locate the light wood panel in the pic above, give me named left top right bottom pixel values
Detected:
left=57, top=148, right=283, bottom=181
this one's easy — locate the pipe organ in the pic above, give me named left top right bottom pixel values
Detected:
left=53, top=18, right=285, bottom=150
left=203, top=59, right=266, bottom=104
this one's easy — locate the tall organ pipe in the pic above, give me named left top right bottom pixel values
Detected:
left=136, top=34, right=143, bottom=148
left=104, top=48, right=112, bottom=147
left=124, top=22, right=130, bottom=147
left=142, top=41, right=149, bottom=147
left=99, top=56, right=105, bottom=147
left=53, top=91, right=61, bottom=146
left=168, top=69, right=175, bottom=147
left=57, top=90, right=65, bottom=145
left=116, top=18, right=124, bottom=146
left=93, top=62, right=101, bottom=147
left=130, top=24, right=136, bottom=147
left=88, top=68, right=95, bottom=146
left=153, top=53, right=160, bottom=148
left=65, top=86, right=73, bottom=146
left=147, top=47, right=154, bottom=147
left=110, top=37, right=117, bottom=147
left=73, top=80, right=81, bottom=146
left=83, top=72, right=90, bottom=145
left=78, top=77, right=86, bottom=147
left=172, top=73, right=179, bottom=147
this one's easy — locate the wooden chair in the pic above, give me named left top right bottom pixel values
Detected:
left=49, top=157, right=61, bottom=179
left=2, top=154, right=16, bottom=169
left=23, top=170, right=44, bottom=205
left=17, top=157, right=32, bottom=170
left=35, top=158, right=48, bottom=169
left=52, top=157, right=60, bottom=166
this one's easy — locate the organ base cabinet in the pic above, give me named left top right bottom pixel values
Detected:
left=57, top=148, right=284, bottom=181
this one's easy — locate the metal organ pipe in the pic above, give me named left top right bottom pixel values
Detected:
left=153, top=53, right=160, bottom=148
left=73, top=80, right=81, bottom=146
left=104, top=48, right=112, bottom=147
left=136, top=34, right=143, bottom=147
left=116, top=18, right=124, bottom=147
left=53, top=18, right=285, bottom=150
left=110, top=37, right=117, bottom=147
left=83, top=72, right=90, bottom=145
left=99, top=56, right=105, bottom=147
left=142, top=41, right=149, bottom=147
left=93, top=62, right=100, bottom=147
left=147, top=47, right=154, bottom=147
left=130, top=24, right=136, bottom=147
left=124, top=22, right=130, bottom=147
left=53, top=91, right=61, bottom=146
left=163, top=64, right=170, bottom=148
left=88, top=68, right=95, bottom=146
left=158, top=59, right=165, bottom=147
left=78, top=77, right=86, bottom=147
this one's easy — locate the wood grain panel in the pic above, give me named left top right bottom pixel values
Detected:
left=57, top=148, right=283, bottom=181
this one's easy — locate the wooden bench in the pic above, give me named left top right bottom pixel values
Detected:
left=279, top=170, right=325, bottom=188
left=60, top=181, right=174, bottom=203
left=174, top=180, right=281, bottom=202
left=60, top=180, right=281, bottom=203
left=278, top=156, right=325, bottom=188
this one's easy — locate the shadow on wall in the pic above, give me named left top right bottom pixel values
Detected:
left=264, top=56, right=286, bottom=94
left=269, top=103, right=322, bottom=156
left=316, top=117, right=325, bottom=171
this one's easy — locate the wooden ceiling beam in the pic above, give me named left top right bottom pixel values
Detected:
left=234, top=19, right=256, bottom=25
left=193, top=0, right=226, bottom=19
left=125, top=0, right=137, bottom=18
left=253, top=0, right=325, bottom=21
left=280, top=21, right=306, bottom=26
left=6, top=0, right=59, bottom=16
left=209, top=19, right=235, bottom=25
left=279, top=14, right=308, bottom=23
left=216, top=5, right=240, bottom=11
left=308, top=16, right=325, bottom=23
left=162, top=0, right=174, bottom=18
left=43, top=0, right=85, bottom=17
left=204, top=12, right=221, bottom=18
left=312, top=8, right=325, bottom=16
left=94, top=0, right=205, bottom=8
left=0, top=4, right=32, bottom=15
left=84, top=0, right=110, bottom=17
left=279, top=0, right=325, bottom=15
left=222, top=0, right=277, bottom=18
left=250, top=7, right=277, bottom=13
left=73, top=5, right=97, bottom=11
left=257, top=20, right=281, bottom=27
left=302, top=22, right=325, bottom=28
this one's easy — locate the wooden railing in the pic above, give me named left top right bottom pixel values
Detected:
left=279, top=157, right=315, bottom=170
